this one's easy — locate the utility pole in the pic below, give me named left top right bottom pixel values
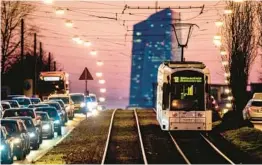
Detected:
left=21, top=19, right=24, bottom=94
left=54, top=61, right=56, bottom=71
left=39, top=42, right=43, bottom=72
left=48, top=52, right=51, bottom=71
left=33, top=33, right=37, bottom=95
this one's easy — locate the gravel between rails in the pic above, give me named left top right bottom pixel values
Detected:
left=105, top=110, right=144, bottom=164
left=34, top=110, right=114, bottom=164
left=136, top=109, right=186, bottom=164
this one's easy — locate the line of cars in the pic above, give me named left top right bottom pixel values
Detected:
left=0, top=93, right=102, bottom=164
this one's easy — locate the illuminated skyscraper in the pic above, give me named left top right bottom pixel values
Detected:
left=129, top=8, right=181, bottom=108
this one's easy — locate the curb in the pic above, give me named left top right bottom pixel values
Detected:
left=31, top=118, right=85, bottom=163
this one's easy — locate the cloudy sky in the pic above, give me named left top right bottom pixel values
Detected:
left=28, top=1, right=261, bottom=108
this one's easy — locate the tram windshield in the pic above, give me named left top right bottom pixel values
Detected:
left=169, top=71, right=205, bottom=111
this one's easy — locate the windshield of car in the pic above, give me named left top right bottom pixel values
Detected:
left=30, top=98, right=40, bottom=104
left=49, top=100, right=64, bottom=108
left=3, top=109, right=35, bottom=118
left=22, top=119, right=34, bottom=128
left=35, top=108, right=58, bottom=119
left=7, top=101, right=19, bottom=108
left=49, top=97, right=69, bottom=104
left=45, top=103, right=61, bottom=110
left=85, top=97, right=92, bottom=102
left=1, top=103, right=10, bottom=109
left=28, top=104, right=49, bottom=108
left=70, top=95, right=84, bottom=104
left=13, top=98, right=31, bottom=106
left=251, top=101, right=262, bottom=107
left=1, top=122, right=19, bottom=134
left=90, top=96, right=97, bottom=102
left=36, top=113, right=49, bottom=121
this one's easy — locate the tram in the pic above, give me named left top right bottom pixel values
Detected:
left=156, top=61, right=212, bottom=131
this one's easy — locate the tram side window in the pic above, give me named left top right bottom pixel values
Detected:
left=162, top=83, right=170, bottom=110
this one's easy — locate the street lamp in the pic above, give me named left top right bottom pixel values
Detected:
left=96, top=61, right=104, bottom=66
left=100, top=88, right=106, bottom=93
left=99, top=79, right=105, bottom=84
left=99, top=97, right=106, bottom=102
left=171, top=23, right=199, bottom=62
left=215, top=20, right=224, bottom=27
left=96, top=72, right=103, bottom=77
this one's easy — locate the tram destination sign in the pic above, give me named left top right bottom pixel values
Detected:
left=173, top=76, right=202, bottom=83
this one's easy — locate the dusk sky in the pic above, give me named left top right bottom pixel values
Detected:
left=29, top=1, right=261, bottom=108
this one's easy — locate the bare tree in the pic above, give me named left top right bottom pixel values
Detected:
left=257, top=2, right=262, bottom=82
left=221, top=1, right=258, bottom=119
left=1, top=1, right=36, bottom=74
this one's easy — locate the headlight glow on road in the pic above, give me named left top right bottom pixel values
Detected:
left=43, top=124, right=50, bottom=130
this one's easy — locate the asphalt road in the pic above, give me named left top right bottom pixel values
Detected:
left=13, top=114, right=86, bottom=164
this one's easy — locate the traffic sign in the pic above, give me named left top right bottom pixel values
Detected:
left=79, top=67, right=93, bottom=80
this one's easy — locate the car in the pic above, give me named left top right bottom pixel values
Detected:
left=48, top=100, right=68, bottom=122
left=7, top=95, right=25, bottom=100
left=7, top=117, right=41, bottom=150
left=3, top=108, right=43, bottom=144
left=30, top=98, right=41, bottom=104
left=0, top=105, right=3, bottom=118
left=85, top=94, right=98, bottom=111
left=0, top=126, right=14, bottom=164
left=12, top=97, right=32, bottom=108
left=28, top=103, right=50, bottom=108
left=36, top=112, right=54, bottom=139
left=48, top=94, right=74, bottom=120
left=42, top=101, right=67, bottom=125
left=253, top=93, right=262, bottom=100
left=1, top=101, right=11, bottom=110
left=243, top=99, right=262, bottom=121
left=70, top=93, right=87, bottom=114
left=3, top=100, right=20, bottom=108
left=35, top=107, right=62, bottom=136
left=1, top=119, right=29, bottom=160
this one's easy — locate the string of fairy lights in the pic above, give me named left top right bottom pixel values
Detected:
left=213, top=0, right=245, bottom=113
left=42, top=0, right=106, bottom=103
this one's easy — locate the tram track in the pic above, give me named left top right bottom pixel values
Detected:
left=169, top=132, right=235, bottom=164
left=101, top=109, right=147, bottom=164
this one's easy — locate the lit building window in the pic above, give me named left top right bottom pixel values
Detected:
left=138, top=65, right=141, bottom=69
left=167, top=12, right=172, bottom=16
left=136, top=80, right=140, bottom=83
left=154, top=65, right=158, bottom=68
left=165, top=31, right=171, bottom=34
left=150, top=24, right=154, bottom=28
left=136, top=74, right=140, bottom=77
left=136, top=32, right=142, bottom=36
left=138, top=57, right=142, bottom=60
left=160, top=24, right=164, bottom=27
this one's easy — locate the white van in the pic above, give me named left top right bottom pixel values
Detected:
left=253, top=93, right=262, bottom=100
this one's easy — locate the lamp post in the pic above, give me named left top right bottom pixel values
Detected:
left=171, top=23, right=199, bottom=62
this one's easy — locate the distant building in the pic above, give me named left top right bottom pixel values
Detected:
left=129, top=8, right=180, bottom=108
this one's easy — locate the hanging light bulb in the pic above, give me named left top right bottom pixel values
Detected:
left=220, top=50, right=227, bottom=56
left=43, top=0, right=53, bottom=4
left=72, top=36, right=80, bottom=42
left=100, top=88, right=106, bottom=93
left=96, top=61, right=104, bottom=66
left=227, top=96, right=233, bottom=101
left=90, top=50, right=97, bottom=56
left=225, top=79, right=229, bottom=84
left=96, top=72, right=103, bottom=77
left=222, top=61, right=229, bottom=66
left=233, top=0, right=245, bottom=2
left=65, top=20, right=73, bottom=28
left=84, top=41, right=91, bottom=47
left=225, top=88, right=231, bottom=94
left=224, top=72, right=230, bottom=77
left=224, top=9, right=233, bottom=14
left=55, top=8, right=65, bottom=15
left=76, top=38, right=83, bottom=45
left=213, top=39, right=222, bottom=47
left=215, top=20, right=224, bottom=27
left=98, top=79, right=105, bottom=84
left=213, top=35, right=222, bottom=40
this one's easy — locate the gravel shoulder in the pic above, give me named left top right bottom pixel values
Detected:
left=34, top=110, right=114, bottom=164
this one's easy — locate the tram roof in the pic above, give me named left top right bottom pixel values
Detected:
left=163, top=61, right=206, bottom=69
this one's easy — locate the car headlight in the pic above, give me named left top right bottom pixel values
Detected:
left=13, top=138, right=21, bottom=144
left=87, top=103, right=93, bottom=109
left=29, top=132, right=36, bottom=138
left=54, top=120, right=60, bottom=124
left=92, top=110, right=98, bottom=116
left=42, top=124, right=50, bottom=130
left=80, top=102, right=86, bottom=108
left=0, top=144, right=4, bottom=151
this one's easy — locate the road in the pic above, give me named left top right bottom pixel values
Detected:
left=13, top=114, right=86, bottom=164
